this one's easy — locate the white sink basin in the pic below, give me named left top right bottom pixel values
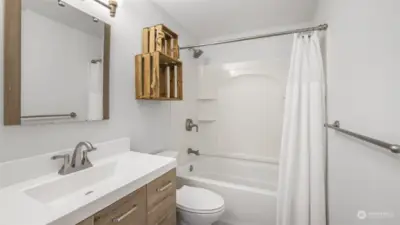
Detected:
left=0, top=140, right=177, bottom=225
left=25, top=161, right=117, bottom=205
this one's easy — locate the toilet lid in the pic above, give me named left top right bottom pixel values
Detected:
left=177, top=186, right=224, bottom=213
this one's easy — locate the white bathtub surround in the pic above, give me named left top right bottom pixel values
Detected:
left=0, top=138, right=176, bottom=225
left=178, top=156, right=277, bottom=225
left=195, top=61, right=285, bottom=161
left=277, top=32, right=326, bottom=225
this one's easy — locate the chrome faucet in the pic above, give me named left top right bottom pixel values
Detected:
left=71, top=141, right=96, bottom=167
left=186, top=119, right=199, bottom=132
left=188, top=148, right=200, bottom=156
left=52, top=141, right=97, bottom=175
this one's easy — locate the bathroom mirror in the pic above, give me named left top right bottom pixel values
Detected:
left=4, top=0, right=110, bottom=125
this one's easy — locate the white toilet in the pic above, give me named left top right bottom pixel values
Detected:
left=156, top=151, right=225, bottom=225
left=177, top=185, right=225, bottom=225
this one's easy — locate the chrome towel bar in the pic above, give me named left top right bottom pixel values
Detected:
left=325, top=120, right=400, bottom=154
left=21, top=112, right=77, bottom=119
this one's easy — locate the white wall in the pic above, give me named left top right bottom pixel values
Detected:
left=315, top=0, right=400, bottom=224
left=0, top=0, right=198, bottom=162
left=21, top=9, right=103, bottom=121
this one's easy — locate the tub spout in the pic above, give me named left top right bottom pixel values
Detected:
left=188, top=148, right=200, bottom=156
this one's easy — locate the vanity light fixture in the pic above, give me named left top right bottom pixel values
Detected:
left=93, top=0, right=118, bottom=17
left=57, top=0, right=66, bottom=7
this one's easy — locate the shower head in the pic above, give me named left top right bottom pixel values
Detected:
left=190, top=48, right=204, bottom=59
left=58, top=0, right=66, bottom=7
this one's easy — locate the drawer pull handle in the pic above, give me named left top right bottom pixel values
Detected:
left=112, top=205, right=137, bottom=223
left=157, top=181, right=173, bottom=192
left=156, top=211, right=174, bottom=225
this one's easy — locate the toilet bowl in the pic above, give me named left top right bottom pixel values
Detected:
left=155, top=151, right=225, bottom=225
left=177, top=185, right=225, bottom=225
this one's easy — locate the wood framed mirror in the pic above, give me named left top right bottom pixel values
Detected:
left=4, top=0, right=110, bottom=126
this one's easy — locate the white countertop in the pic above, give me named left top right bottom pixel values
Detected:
left=0, top=139, right=176, bottom=225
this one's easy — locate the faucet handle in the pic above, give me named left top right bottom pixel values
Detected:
left=51, top=154, right=70, bottom=163
left=51, top=154, right=70, bottom=171
left=81, top=147, right=96, bottom=166
left=186, top=119, right=199, bottom=132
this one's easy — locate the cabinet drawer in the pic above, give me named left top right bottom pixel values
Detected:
left=94, top=186, right=147, bottom=225
left=147, top=194, right=176, bottom=225
left=147, top=169, right=176, bottom=210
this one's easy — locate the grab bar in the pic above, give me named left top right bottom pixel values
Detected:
left=325, top=120, right=400, bottom=154
left=21, top=112, right=77, bottom=119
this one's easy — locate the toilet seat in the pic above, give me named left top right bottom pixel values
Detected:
left=178, top=204, right=225, bottom=214
left=177, top=185, right=225, bottom=214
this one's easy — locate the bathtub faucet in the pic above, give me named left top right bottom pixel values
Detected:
left=188, top=148, right=200, bottom=156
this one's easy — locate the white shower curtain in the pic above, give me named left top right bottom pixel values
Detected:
left=277, top=32, right=326, bottom=225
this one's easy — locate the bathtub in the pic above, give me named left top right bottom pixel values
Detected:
left=177, top=155, right=278, bottom=225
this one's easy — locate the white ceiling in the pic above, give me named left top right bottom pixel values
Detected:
left=151, top=0, right=318, bottom=40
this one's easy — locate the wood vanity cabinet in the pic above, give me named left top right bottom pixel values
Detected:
left=76, top=169, right=176, bottom=225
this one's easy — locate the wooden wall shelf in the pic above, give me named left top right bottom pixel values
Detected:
left=135, top=52, right=183, bottom=100
left=136, top=24, right=183, bottom=101
left=142, top=24, right=179, bottom=60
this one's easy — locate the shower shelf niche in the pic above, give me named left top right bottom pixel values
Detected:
left=198, top=99, right=217, bottom=122
left=197, top=98, right=217, bottom=101
left=198, top=119, right=216, bottom=122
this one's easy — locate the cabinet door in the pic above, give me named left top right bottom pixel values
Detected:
left=94, top=186, right=147, bottom=225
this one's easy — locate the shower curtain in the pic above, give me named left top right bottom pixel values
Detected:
left=277, top=32, right=326, bottom=225
left=88, top=62, right=103, bottom=121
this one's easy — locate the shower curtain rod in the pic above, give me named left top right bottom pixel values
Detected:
left=180, top=24, right=328, bottom=49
